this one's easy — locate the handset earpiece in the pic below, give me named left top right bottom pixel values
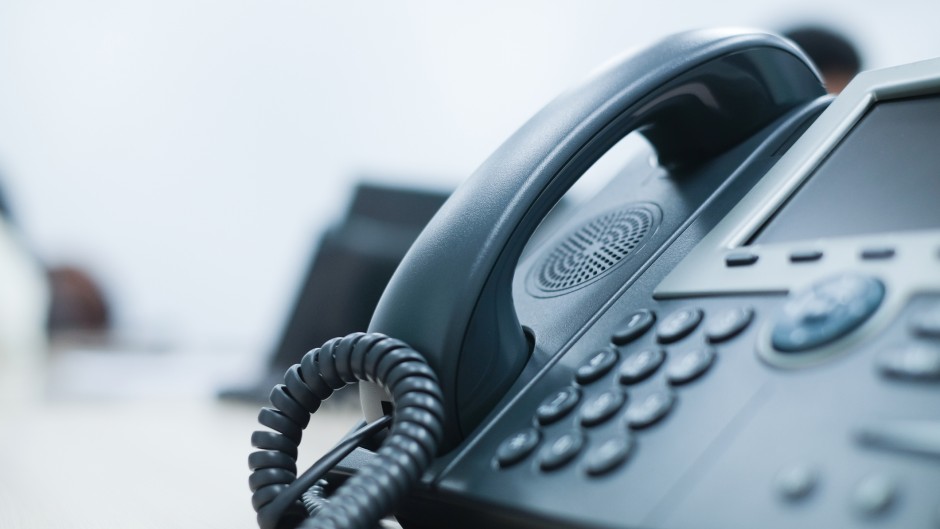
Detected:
left=363, top=28, right=825, bottom=451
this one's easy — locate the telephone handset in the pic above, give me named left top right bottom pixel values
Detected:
left=251, top=27, right=940, bottom=529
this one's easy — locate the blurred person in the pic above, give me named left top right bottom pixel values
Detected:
left=784, top=25, right=863, bottom=93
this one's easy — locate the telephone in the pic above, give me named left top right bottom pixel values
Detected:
left=249, top=28, right=940, bottom=528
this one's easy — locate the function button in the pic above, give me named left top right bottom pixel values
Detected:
left=579, top=388, right=627, bottom=427
left=535, top=387, right=581, bottom=425
left=496, top=428, right=541, bottom=468
left=576, top=348, right=619, bottom=385
left=584, top=435, right=634, bottom=476
left=657, top=308, right=704, bottom=344
left=624, top=389, right=675, bottom=429
left=877, top=344, right=940, bottom=380
left=725, top=251, right=759, bottom=267
left=856, top=420, right=940, bottom=459
left=666, top=348, right=716, bottom=385
left=861, top=247, right=896, bottom=260
left=851, top=474, right=897, bottom=517
left=911, top=304, right=940, bottom=339
left=790, top=250, right=823, bottom=263
left=617, top=348, right=666, bottom=384
left=538, top=430, right=586, bottom=471
left=611, top=309, right=656, bottom=345
left=705, top=307, right=755, bottom=344
left=771, top=274, right=884, bottom=353
left=774, top=464, right=819, bottom=501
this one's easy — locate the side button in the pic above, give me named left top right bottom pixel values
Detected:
left=856, top=420, right=940, bottom=459
left=725, top=252, right=758, bottom=267
left=877, top=344, right=940, bottom=380
left=851, top=475, right=897, bottom=517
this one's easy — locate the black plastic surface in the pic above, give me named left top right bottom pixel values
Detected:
left=368, top=28, right=824, bottom=448
left=753, top=95, right=940, bottom=245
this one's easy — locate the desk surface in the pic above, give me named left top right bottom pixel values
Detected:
left=0, top=350, right=361, bottom=529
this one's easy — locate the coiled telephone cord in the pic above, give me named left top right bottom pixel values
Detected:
left=249, top=332, right=445, bottom=529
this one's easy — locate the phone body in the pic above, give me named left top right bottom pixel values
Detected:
left=346, top=29, right=940, bottom=528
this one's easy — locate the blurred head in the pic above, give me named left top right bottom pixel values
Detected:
left=784, top=25, right=863, bottom=94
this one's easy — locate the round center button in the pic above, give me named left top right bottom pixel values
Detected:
left=772, top=274, right=885, bottom=353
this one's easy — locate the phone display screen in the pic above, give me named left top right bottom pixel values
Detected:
left=750, top=95, right=940, bottom=245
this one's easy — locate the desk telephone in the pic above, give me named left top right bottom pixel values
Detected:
left=249, top=28, right=940, bottom=528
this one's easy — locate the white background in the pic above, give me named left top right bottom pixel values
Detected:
left=0, top=1, right=937, bottom=354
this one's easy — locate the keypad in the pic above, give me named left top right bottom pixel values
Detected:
left=611, top=309, right=656, bottom=345
left=576, top=349, right=619, bottom=384
left=657, top=308, right=704, bottom=344
left=579, top=389, right=626, bottom=427
left=496, top=428, right=541, bottom=468
left=584, top=435, right=633, bottom=476
left=666, top=348, right=716, bottom=385
left=705, top=307, right=754, bottom=344
left=538, top=430, right=586, bottom=471
left=617, top=348, right=666, bottom=384
left=535, top=387, right=581, bottom=425
left=624, top=389, right=675, bottom=429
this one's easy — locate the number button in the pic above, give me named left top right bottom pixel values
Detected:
left=584, top=435, right=634, bottom=476
left=579, top=389, right=626, bottom=427
left=538, top=430, right=586, bottom=471
left=535, top=387, right=581, bottom=425
left=657, top=308, right=704, bottom=344
left=612, top=309, right=656, bottom=345
left=576, top=348, right=619, bottom=384
left=618, top=348, right=665, bottom=384
left=666, top=348, right=716, bottom=385
left=495, top=428, right=541, bottom=468
left=624, top=389, right=675, bottom=429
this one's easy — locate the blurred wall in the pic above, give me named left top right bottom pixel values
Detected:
left=0, top=1, right=937, bottom=352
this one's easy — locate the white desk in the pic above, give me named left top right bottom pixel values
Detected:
left=0, top=350, right=361, bottom=529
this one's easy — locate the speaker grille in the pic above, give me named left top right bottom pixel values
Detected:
left=531, top=205, right=658, bottom=295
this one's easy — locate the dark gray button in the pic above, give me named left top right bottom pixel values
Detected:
left=612, top=309, right=656, bottom=345
left=584, top=435, right=633, bottom=476
left=617, top=348, right=665, bottom=384
left=725, top=252, right=758, bottom=267
left=496, top=428, right=541, bottom=468
left=911, top=304, right=940, bottom=339
left=535, top=387, right=581, bottom=425
left=877, top=344, right=940, bottom=380
left=790, top=250, right=823, bottom=263
left=856, top=420, right=940, bottom=459
left=774, top=464, right=819, bottom=501
left=538, top=430, right=586, bottom=471
left=851, top=475, right=897, bottom=516
left=705, top=307, right=755, bottom=344
left=624, top=389, right=675, bottom=429
left=666, top=348, right=716, bottom=385
left=772, top=274, right=885, bottom=353
left=579, top=389, right=626, bottom=427
left=576, top=349, right=619, bottom=384
left=861, top=247, right=895, bottom=260
left=657, top=308, right=704, bottom=344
